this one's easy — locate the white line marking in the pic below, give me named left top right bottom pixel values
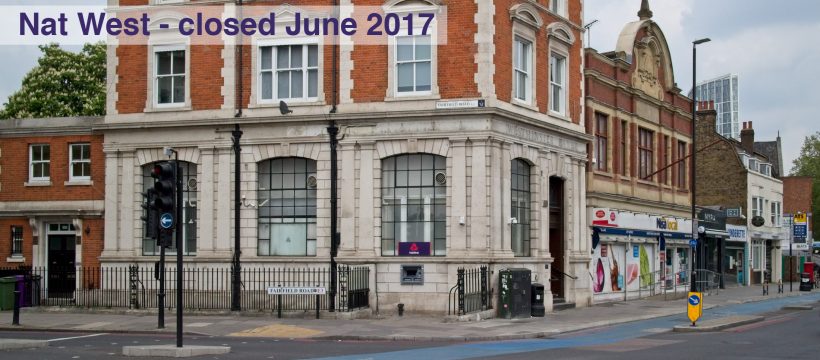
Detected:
left=49, top=333, right=108, bottom=342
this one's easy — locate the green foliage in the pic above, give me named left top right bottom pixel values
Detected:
left=0, top=42, right=106, bottom=119
left=790, top=132, right=820, bottom=241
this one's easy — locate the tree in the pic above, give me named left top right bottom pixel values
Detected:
left=790, top=132, right=820, bottom=241
left=0, top=42, right=105, bottom=119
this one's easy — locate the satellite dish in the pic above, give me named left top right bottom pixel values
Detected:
left=279, top=100, right=293, bottom=115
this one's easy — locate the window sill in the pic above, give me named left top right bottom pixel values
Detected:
left=144, top=105, right=192, bottom=113
left=65, top=180, right=93, bottom=186
left=24, top=181, right=51, bottom=187
left=549, top=111, right=571, bottom=121
left=249, top=99, right=325, bottom=109
left=511, top=99, right=540, bottom=112
left=384, top=93, right=441, bottom=102
left=6, top=257, right=25, bottom=263
left=593, top=170, right=613, bottom=178
left=636, top=179, right=658, bottom=187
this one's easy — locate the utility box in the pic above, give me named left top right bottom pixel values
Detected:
left=800, top=272, right=812, bottom=291
left=531, top=283, right=545, bottom=317
left=498, top=268, right=531, bottom=319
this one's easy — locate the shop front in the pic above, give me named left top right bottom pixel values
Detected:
left=590, top=209, right=692, bottom=303
left=725, top=225, right=748, bottom=286
left=698, top=208, right=728, bottom=288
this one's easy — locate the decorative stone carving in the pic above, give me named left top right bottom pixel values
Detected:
left=633, top=40, right=663, bottom=100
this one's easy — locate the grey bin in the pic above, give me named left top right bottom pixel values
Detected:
left=531, top=283, right=545, bottom=317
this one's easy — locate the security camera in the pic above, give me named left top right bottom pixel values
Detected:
left=509, top=217, right=518, bottom=224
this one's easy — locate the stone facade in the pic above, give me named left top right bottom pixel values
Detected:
left=102, top=0, right=590, bottom=314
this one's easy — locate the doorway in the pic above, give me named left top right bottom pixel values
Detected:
left=548, top=177, right=565, bottom=298
left=47, top=227, right=76, bottom=298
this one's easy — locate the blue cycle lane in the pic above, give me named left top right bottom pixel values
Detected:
left=313, top=292, right=820, bottom=360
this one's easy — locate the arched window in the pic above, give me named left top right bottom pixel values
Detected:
left=381, top=154, right=446, bottom=256
left=142, top=161, right=198, bottom=255
left=511, top=159, right=531, bottom=257
left=257, top=157, right=317, bottom=256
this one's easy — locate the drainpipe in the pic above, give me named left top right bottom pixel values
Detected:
left=327, top=0, right=340, bottom=312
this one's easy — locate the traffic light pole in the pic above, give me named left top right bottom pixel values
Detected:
left=158, top=246, right=166, bottom=329
left=175, top=157, right=183, bottom=348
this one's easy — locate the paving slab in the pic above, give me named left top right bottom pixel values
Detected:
left=122, top=344, right=230, bottom=358
left=0, top=338, right=49, bottom=350
left=672, top=315, right=764, bottom=333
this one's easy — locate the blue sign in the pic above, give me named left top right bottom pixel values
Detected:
left=688, top=294, right=701, bottom=306
left=160, top=213, right=174, bottom=229
left=633, top=245, right=639, bottom=257
left=689, top=239, right=697, bottom=247
left=793, top=224, right=808, bottom=238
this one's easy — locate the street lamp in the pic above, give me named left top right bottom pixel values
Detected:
left=691, top=37, right=710, bottom=293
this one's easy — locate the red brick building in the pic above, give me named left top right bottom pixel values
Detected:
left=0, top=117, right=105, bottom=292
left=103, top=0, right=592, bottom=312
left=584, top=1, right=695, bottom=302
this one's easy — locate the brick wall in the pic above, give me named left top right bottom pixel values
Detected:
left=695, top=109, right=748, bottom=214
left=0, top=134, right=104, bottom=202
left=0, top=219, right=33, bottom=267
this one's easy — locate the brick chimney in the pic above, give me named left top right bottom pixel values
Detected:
left=740, top=121, right=755, bottom=154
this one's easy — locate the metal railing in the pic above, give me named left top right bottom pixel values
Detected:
left=0, top=265, right=369, bottom=313
left=448, top=266, right=491, bottom=316
left=693, top=269, right=722, bottom=295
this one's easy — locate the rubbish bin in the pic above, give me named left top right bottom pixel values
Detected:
left=800, top=272, right=813, bottom=291
left=30, top=275, right=42, bottom=306
left=15, top=275, right=29, bottom=307
left=531, top=283, right=545, bottom=317
left=0, top=276, right=17, bottom=310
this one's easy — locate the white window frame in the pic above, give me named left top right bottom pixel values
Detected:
left=748, top=158, right=759, bottom=172
left=551, top=0, right=568, bottom=17
left=751, top=196, right=763, bottom=218
left=770, top=202, right=781, bottom=227
left=385, top=3, right=439, bottom=100
left=513, top=36, right=533, bottom=104
left=549, top=51, right=567, bottom=115
left=257, top=39, right=320, bottom=104
left=152, top=44, right=188, bottom=108
left=69, top=143, right=91, bottom=181
left=394, top=34, right=433, bottom=96
left=10, top=226, right=23, bottom=257
left=29, top=144, right=50, bottom=182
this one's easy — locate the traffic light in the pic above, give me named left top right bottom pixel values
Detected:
left=152, top=161, right=176, bottom=248
left=141, top=188, right=159, bottom=239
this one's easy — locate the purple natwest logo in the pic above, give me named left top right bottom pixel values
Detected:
left=398, top=242, right=430, bottom=256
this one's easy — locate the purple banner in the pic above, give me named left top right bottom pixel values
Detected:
left=398, top=242, right=431, bottom=256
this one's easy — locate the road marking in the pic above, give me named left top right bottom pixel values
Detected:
left=229, top=324, right=324, bottom=338
left=49, top=333, right=108, bottom=342
left=73, top=322, right=111, bottom=330
left=187, top=322, right=212, bottom=328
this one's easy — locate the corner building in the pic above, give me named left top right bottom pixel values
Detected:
left=102, top=0, right=591, bottom=313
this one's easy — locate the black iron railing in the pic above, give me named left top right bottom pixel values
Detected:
left=0, top=265, right=369, bottom=313
left=448, top=266, right=490, bottom=316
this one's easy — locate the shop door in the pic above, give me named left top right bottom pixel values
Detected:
left=48, top=234, right=76, bottom=298
left=548, top=177, right=565, bottom=297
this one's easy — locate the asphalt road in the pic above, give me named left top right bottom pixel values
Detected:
left=2, top=298, right=819, bottom=359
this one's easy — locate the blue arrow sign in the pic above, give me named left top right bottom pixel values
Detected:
left=688, top=294, right=700, bottom=306
left=160, top=213, right=174, bottom=229
left=689, top=239, right=697, bottom=248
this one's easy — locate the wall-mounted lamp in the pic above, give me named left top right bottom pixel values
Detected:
left=84, top=225, right=91, bottom=235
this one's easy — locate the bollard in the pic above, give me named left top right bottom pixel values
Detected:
left=315, top=293, right=320, bottom=319
left=762, top=282, right=768, bottom=296
left=277, top=294, right=282, bottom=319
left=777, top=280, right=783, bottom=294
left=12, top=290, right=20, bottom=326
left=397, top=303, right=404, bottom=316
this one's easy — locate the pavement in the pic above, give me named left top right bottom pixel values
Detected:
left=1, top=284, right=819, bottom=342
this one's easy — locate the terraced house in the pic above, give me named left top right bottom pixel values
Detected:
left=101, top=0, right=591, bottom=314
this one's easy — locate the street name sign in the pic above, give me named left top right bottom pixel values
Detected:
left=267, top=287, right=327, bottom=295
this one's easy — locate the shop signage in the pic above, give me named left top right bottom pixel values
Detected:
left=591, top=208, right=692, bottom=234
left=794, top=224, right=808, bottom=240
left=601, top=244, right=608, bottom=257
left=633, top=245, right=639, bottom=257
left=727, top=225, right=748, bottom=243
left=399, top=242, right=430, bottom=256
left=698, top=208, right=726, bottom=232
left=726, top=208, right=743, bottom=218
left=594, top=226, right=691, bottom=239
left=794, top=212, right=808, bottom=224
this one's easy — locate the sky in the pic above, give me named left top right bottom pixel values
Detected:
left=584, top=0, right=820, bottom=174
left=1, top=0, right=818, bottom=173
